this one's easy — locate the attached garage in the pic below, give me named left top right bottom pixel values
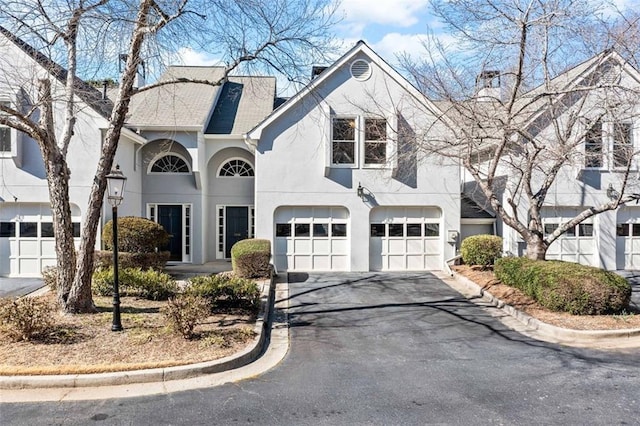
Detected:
left=274, top=206, right=349, bottom=272
left=0, top=203, right=81, bottom=277
left=616, top=207, right=640, bottom=269
left=542, top=207, right=595, bottom=266
left=369, top=207, right=442, bottom=271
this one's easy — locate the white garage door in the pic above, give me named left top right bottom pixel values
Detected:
left=369, top=207, right=442, bottom=271
left=616, top=208, right=640, bottom=269
left=274, top=206, right=349, bottom=272
left=0, top=203, right=81, bottom=277
left=542, top=207, right=595, bottom=266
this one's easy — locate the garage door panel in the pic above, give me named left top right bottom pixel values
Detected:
left=406, top=239, right=423, bottom=254
left=388, top=255, right=404, bottom=270
left=19, top=240, right=38, bottom=256
left=294, top=255, right=312, bottom=270
left=424, top=239, right=439, bottom=252
left=388, top=239, right=405, bottom=252
left=313, top=239, right=330, bottom=253
left=312, top=256, right=330, bottom=270
left=331, top=239, right=348, bottom=254
left=407, top=255, right=423, bottom=269
left=294, top=239, right=312, bottom=253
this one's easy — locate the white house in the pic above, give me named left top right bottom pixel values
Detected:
left=246, top=42, right=461, bottom=272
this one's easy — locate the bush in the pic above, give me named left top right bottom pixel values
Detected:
left=94, top=251, right=170, bottom=271
left=162, top=294, right=211, bottom=339
left=494, top=257, right=631, bottom=315
left=41, top=266, right=58, bottom=291
left=186, top=274, right=260, bottom=308
left=461, top=235, right=503, bottom=266
left=0, top=296, right=55, bottom=342
left=102, top=216, right=170, bottom=253
left=231, top=239, right=271, bottom=278
left=92, top=267, right=178, bottom=300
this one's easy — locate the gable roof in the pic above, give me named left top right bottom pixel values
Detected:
left=126, top=66, right=226, bottom=129
left=205, top=76, right=276, bottom=135
left=0, top=25, right=113, bottom=119
left=246, top=40, right=450, bottom=141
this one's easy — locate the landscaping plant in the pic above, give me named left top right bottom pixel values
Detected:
left=461, top=235, right=503, bottom=266
left=0, top=296, right=55, bottom=342
left=162, top=294, right=211, bottom=339
left=231, top=239, right=271, bottom=278
left=494, top=258, right=631, bottom=315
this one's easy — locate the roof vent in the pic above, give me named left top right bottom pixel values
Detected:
left=350, top=59, right=372, bottom=81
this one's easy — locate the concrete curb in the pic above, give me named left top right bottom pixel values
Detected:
left=0, top=275, right=277, bottom=391
left=443, top=271, right=640, bottom=344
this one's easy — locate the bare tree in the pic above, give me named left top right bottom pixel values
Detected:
left=0, top=0, right=338, bottom=313
left=397, top=0, right=640, bottom=261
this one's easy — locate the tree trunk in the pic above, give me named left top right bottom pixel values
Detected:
left=525, top=234, right=547, bottom=260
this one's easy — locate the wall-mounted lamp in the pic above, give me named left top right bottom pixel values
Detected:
left=606, top=183, right=620, bottom=200
left=357, top=182, right=364, bottom=199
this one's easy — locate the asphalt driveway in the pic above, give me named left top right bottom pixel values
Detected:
left=4, top=271, right=640, bottom=425
left=0, top=277, right=44, bottom=298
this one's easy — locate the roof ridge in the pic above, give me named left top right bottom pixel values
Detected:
left=0, top=25, right=113, bottom=119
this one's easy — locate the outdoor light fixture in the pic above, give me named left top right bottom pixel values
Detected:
left=606, top=183, right=619, bottom=200
left=357, top=182, right=364, bottom=199
left=106, top=165, right=127, bottom=332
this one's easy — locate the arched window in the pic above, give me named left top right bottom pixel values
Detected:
left=219, top=159, right=254, bottom=177
left=150, top=154, right=190, bottom=173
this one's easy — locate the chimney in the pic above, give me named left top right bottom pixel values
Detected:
left=102, top=80, right=109, bottom=100
left=476, top=70, right=501, bottom=101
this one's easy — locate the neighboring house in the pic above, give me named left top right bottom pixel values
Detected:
left=0, top=27, right=275, bottom=277
left=0, top=27, right=145, bottom=277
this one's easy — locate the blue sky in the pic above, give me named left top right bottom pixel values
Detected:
left=177, top=1, right=442, bottom=70
left=176, top=0, right=637, bottom=81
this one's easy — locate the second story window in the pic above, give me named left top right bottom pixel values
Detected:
left=584, top=121, right=602, bottom=168
left=0, top=101, right=11, bottom=152
left=613, top=122, right=633, bottom=168
left=150, top=154, right=190, bottom=173
left=332, top=118, right=356, bottom=165
left=364, top=118, right=387, bottom=165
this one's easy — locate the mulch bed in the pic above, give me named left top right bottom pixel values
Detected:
left=0, top=293, right=257, bottom=375
left=453, top=265, right=640, bottom=330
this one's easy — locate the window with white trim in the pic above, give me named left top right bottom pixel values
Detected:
left=219, top=159, right=254, bottom=177
left=150, top=154, right=189, bottom=173
left=613, top=122, right=633, bottom=168
left=584, top=121, right=603, bottom=168
left=0, top=101, right=10, bottom=152
left=332, top=117, right=356, bottom=165
left=330, top=116, right=391, bottom=167
left=364, top=118, right=387, bottom=165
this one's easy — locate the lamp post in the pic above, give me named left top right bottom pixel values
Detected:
left=106, top=165, right=127, bottom=332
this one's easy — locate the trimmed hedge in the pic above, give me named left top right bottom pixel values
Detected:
left=494, top=257, right=631, bottom=315
left=461, top=235, right=503, bottom=266
left=102, top=216, right=169, bottom=253
left=94, top=250, right=170, bottom=271
left=231, top=239, right=271, bottom=278
left=92, top=267, right=178, bottom=300
left=186, top=274, right=260, bottom=308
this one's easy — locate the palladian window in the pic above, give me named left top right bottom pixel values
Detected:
left=150, top=154, right=190, bottom=173
left=219, top=159, right=254, bottom=177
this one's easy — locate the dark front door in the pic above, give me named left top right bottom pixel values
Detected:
left=158, top=205, right=183, bottom=261
left=225, top=207, right=249, bottom=258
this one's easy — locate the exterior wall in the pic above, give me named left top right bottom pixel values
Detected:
left=205, top=145, right=254, bottom=261
left=255, top=52, right=460, bottom=271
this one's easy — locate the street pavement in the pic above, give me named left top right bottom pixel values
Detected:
left=2, top=272, right=640, bottom=425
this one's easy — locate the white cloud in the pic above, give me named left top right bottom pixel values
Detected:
left=371, top=33, right=427, bottom=62
left=339, top=0, right=431, bottom=28
left=175, top=47, right=221, bottom=66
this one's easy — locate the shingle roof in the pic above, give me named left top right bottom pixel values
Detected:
left=126, top=66, right=227, bottom=128
left=0, top=26, right=113, bottom=118
left=461, top=195, right=495, bottom=219
left=205, top=76, right=276, bottom=135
